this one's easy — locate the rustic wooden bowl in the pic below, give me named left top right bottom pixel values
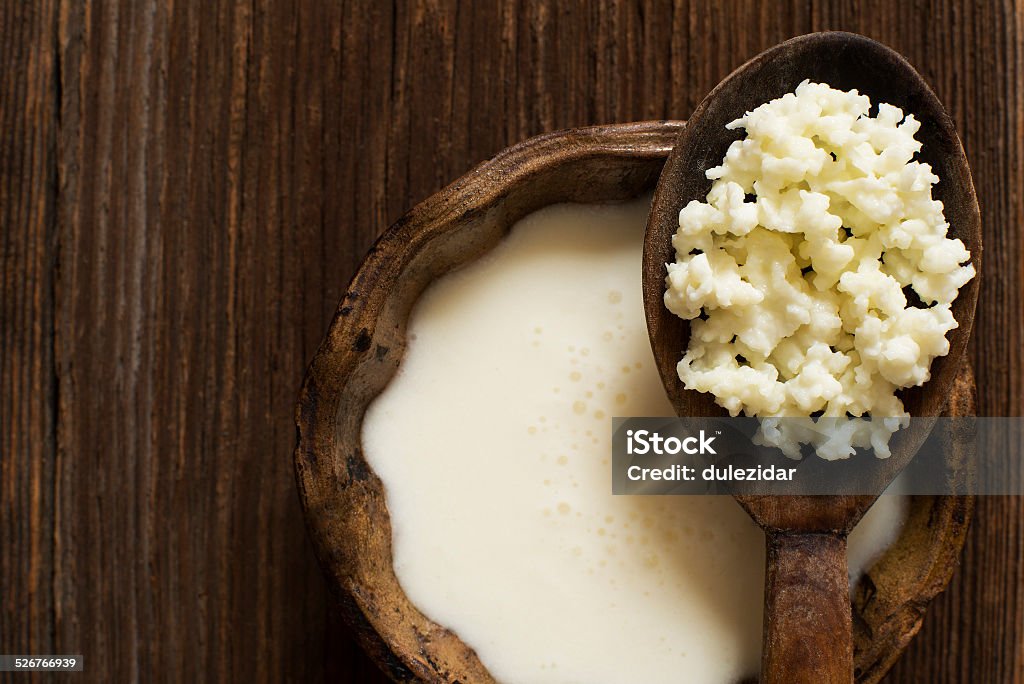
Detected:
left=294, top=121, right=974, bottom=683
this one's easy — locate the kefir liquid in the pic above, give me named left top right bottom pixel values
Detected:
left=363, top=199, right=907, bottom=684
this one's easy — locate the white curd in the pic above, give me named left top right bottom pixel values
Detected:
left=665, top=81, right=975, bottom=460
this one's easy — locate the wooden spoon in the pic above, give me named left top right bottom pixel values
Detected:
left=642, top=32, right=980, bottom=683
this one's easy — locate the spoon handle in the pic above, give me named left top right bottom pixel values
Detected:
left=762, top=531, right=852, bottom=684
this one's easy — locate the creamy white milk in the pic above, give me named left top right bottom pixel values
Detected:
left=363, top=199, right=907, bottom=684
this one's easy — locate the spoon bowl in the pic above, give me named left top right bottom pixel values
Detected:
left=642, top=32, right=981, bottom=683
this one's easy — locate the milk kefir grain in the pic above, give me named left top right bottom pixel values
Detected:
left=665, top=82, right=975, bottom=459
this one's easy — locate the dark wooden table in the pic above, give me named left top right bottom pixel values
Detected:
left=2, top=1, right=1021, bottom=682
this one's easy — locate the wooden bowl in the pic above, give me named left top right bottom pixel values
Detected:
left=294, top=121, right=974, bottom=683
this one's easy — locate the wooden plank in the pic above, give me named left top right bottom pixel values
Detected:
left=0, top=0, right=59, bottom=677
left=54, top=0, right=331, bottom=679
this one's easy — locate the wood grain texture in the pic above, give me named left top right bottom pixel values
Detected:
left=764, top=533, right=852, bottom=684
left=0, top=0, right=59, bottom=671
left=0, top=0, right=1020, bottom=682
left=53, top=0, right=330, bottom=680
